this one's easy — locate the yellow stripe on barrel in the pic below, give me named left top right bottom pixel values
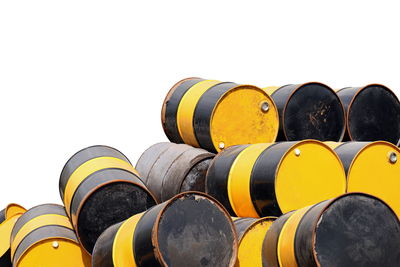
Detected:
left=228, top=143, right=273, bottom=217
left=11, top=214, right=73, bottom=257
left=112, top=213, right=144, bottom=267
left=63, top=156, right=139, bottom=217
left=177, top=80, right=221, bottom=147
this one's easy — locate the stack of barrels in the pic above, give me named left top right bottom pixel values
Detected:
left=1, top=76, right=400, bottom=267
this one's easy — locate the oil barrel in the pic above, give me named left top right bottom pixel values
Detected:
left=233, top=217, right=276, bottom=267
left=331, top=141, right=400, bottom=216
left=162, top=78, right=279, bottom=153
left=205, top=141, right=346, bottom=217
left=262, top=193, right=400, bottom=267
left=337, top=84, right=400, bottom=144
left=136, top=142, right=214, bottom=202
left=265, top=83, right=345, bottom=141
left=92, top=192, right=238, bottom=267
left=10, top=204, right=91, bottom=267
left=59, top=145, right=157, bottom=254
left=0, top=204, right=26, bottom=267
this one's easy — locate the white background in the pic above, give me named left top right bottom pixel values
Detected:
left=0, top=0, right=399, bottom=209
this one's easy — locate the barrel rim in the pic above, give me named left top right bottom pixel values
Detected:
left=151, top=191, right=239, bottom=267
left=310, top=192, right=400, bottom=266
left=281, top=82, right=346, bottom=141
left=161, top=77, right=202, bottom=133
left=345, top=83, right=400, bottom=142
left=75, top=178, right=158, bottom=255
left=59, top=145, right=132, bottom=193
left=273, top=139, right=347, bottom=208
left=5, top=203, right=26, bottom=220
left=208, top=84, right=279, bottom=151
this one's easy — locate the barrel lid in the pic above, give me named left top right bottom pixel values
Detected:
left=154, top=192, right=238, bottom=267
left=347, top=84, right=400, bottom=144
left=345, top=141, right=400, bottom=216
left=275, top=140, right=346, bottom=214
left=313, top=192, right=400, bottom=266
left=282, top=82, right=345, bottom=141
left=209, top=84, right=279, bottom=152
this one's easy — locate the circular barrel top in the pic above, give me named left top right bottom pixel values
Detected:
left=155, top=193, right=238, bottom=267
left=337, top=141, right=400, bottom=216
left=275, top=82, right=345, bottom=141
left=344, top=84, right=400, bottom=144
left=313, top=193, right=400, bottom=266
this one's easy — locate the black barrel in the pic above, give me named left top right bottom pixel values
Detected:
left=92, top=192, right=238, bottom=267
left=59, top=145, right=157, bottom=254
left=263, top=193, right=400, bottom=267
left=268, top=82, right=345, bottom=141
left=136, top=142, right=214, bottom=202
left=337, top=84, right=400, bottom=144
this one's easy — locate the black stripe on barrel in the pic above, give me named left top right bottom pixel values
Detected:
left=250, top=142, right=293, bottom=216
left=10, top=204, right=66, bottom=244
left=206, top=145, right=249, bottom=216
left=134, top=192, right=238, bottom=267
left=162, top=78, right=205, bottom=143
left=92, top=222, right=123, bottom=267
left=271, top=83, right=345, bottom=141
left=59, top=145, right=131, bottom=199
left=70, top=168, right=157, bottom=253
left=337, top=85, right=400, bottom=144
left=193, top=82, right=237, bottom=152
left=333, top=142, right=369, bottom=175
left=13, top=225, right=78, bottom=266
left=294, top=193, right=400, bottom=267
left=262, top=211, right=294, bottom=267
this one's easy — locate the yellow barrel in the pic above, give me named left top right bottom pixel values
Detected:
left=92, top=192, right=238, bottom=267
left=10, top=204, right=91, bottom=267
left=264, top=83, right=345, bottom=142
left=136, top=142, right=215, bottom=202
left=206, top=141, right=346, bottom=217
left=332, top=141, right=400, bottom=216
left=162, top=78, right=279, bottom=153
left=233, top=217, right=276, bottom=267
left=263, top=193, right=400, bottom=267
left=0, top=204, right=26, bottom=267
left=59, top=145, right=157, bottom=254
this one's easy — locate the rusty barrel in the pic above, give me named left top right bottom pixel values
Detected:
left=328, top=141, right=400, bottom=217
left=263, top=193, right=400, bottom=267
left=162, top=78, right=279, bottom=153
left=59, top=145, right=157, bottom=254
left=0, top=204, right=26, bottom=267
left=205, top=141, right=346, bottom=217
left=10, top=204, right=91, bottom=267
left=233, top=217, right=276, bottom=267
left=135, top=142, right=214, bottom=202
left=92, top=192, right=238, bottom=267
left=337, top=84, right=400, bottom=144
left=264, top=83, right=345, bottom=141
